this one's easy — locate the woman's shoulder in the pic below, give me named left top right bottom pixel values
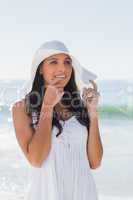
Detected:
left=11, top=98, right=27, bottom=117
left=11, top=98, right=32, bottom=128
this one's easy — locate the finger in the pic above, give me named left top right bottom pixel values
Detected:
left=82, top=87, right=89, bottom=96
left=88, top=89, right=98, bottom=95
left=49, top=77, right=64, bottom=85
left=84, top=91, right=99, bottom=102
left=48, top=80, right=64, bottom=91
left=83, top=89, right=95, bottom=97
left=85, top=88, right=94, bottom=94
left=57, top=88, right=64, bottom=93
left=89, top=80, right=98, bottom=92
left=44, top=78, right=62, bottom=89
left=85, top=91, right=94, bottom=98
left=53, top=82, right=64, bottom=88
left=82, top=87, right=98, bottom=100
left=85, top=87, right=94, bottom=92
left=83, top=88, right=95, bottom=97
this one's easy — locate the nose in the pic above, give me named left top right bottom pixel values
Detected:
left=56, top=63, right=66, bottom=73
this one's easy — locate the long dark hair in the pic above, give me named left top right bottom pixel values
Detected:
left=24, top=61, right=90, bottom=137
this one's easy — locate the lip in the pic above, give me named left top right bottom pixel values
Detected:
left=54, top=74, right=66, bottom=78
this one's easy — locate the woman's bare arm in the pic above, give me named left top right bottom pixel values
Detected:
left=12, top=100, right=54, bottom=168
left=82, top=80, right=103, bottom=169
left=87, top=113, right=103, bottom=169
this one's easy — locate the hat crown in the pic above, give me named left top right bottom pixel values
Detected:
left=38, top=40, right=69, bottom=52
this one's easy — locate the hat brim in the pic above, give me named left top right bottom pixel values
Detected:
left=20, top=49, right=97, bottom=99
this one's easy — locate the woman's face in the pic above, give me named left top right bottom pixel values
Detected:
left=40, top=53, right=73, bottom=88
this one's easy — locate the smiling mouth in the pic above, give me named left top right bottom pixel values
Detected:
left=54, top=75, right=66, bottom=79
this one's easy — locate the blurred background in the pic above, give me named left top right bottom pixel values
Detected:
left=0, top=0, right=133, bottom=199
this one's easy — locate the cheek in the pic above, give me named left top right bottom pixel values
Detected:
left=42, top=65, right=54, bottom=81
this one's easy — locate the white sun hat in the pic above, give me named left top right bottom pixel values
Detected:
left=20, top=40, right=97, bottom=98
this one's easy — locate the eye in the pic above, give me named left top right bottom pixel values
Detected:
left=50, top=61, right=57, bottom=65
left=65, top=60, right=72, bottom=65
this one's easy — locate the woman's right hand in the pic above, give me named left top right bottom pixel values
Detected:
left=43, top=77, right=65, bottom=108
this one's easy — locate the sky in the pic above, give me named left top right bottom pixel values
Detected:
left=0, top=0, right=133, bottom=80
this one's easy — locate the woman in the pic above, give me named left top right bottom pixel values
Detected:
left=12, top=40, right=103, bottom=200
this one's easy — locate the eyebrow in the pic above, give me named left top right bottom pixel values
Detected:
left=46, top=56, right=72, bottom=61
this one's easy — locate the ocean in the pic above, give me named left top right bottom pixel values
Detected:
left=0, top=79, right=133, bottom=200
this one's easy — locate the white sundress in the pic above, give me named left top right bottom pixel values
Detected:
left=24, top=115, right=98, bottom=200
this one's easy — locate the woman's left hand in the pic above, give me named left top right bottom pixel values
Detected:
left=82, top=80, right=100, bottom=117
